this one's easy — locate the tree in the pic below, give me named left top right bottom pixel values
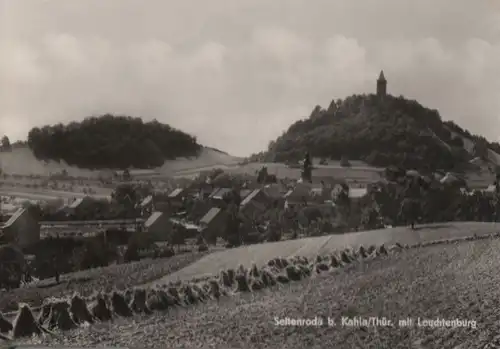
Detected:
left=123, top=169, right=132, bottom=181
left=1, top=136, right=11, bottom=151
left=111, top=183, right=142, bottom=218
left=223, top=203, right=242, bottom=247
left=0, top=245, right=26, bottom=289
left=335, top=183, right=351, bottom=223
left=301, top=151, right=312, bottom=183
left=168, top=224, right=186, bottom=251
left=340, top=156, right=351, bottom=167
left=257, top=166, right=269, bottom=184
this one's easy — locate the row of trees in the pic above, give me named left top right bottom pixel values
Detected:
left=27, top=114, right=201, bottom=169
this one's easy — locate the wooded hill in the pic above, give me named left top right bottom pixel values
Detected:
left=262, top=93, right=500, bottom=172
left=26, top=115, right=201, bottom=170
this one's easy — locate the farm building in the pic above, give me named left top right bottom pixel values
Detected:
left=0, top=207, right=40, bottom=248
left=199, top=207, right=226, bottom=243
left=144, top=211, right=173, bottom=241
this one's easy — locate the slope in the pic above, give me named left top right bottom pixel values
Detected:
left=0, top=146, right=242, bottom=178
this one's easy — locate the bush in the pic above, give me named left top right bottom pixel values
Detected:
left=74, top=236, right=116, bottom=270
left=198, top=244, right=209, bottom=252
left=340, top=156, right=351, bottom=167
left=123, top=241, right=140, bottom=263
left=154, top=245, right=175, bottom=258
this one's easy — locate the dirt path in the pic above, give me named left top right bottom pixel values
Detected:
left=151, top=222, right=500, bottom=285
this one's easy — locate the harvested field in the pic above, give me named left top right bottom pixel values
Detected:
left=0, top=251, right=209, bottom=313
left=11, top=235, right=500, bottom=348
left=153, top=222, right=500, bottom=284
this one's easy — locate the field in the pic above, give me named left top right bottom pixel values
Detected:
left=12, top=228, right=500, bottom=348
left=0, top=250, right=210, bottom=314
left=0, top=147, right=242, bottom=179
left=152, top=222, right=500, bottom=285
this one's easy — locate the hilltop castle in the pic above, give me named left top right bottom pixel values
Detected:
left=377, top=70, right=387, bottom=98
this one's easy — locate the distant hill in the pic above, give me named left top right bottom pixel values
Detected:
left=26, top=114, right=202, bottom=170
left=262, top=93, right=500, bottom=173
left=0, top=114, right=243, bottom=177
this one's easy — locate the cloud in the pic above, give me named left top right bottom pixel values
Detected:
left=1, top=0, right=500, bottom=156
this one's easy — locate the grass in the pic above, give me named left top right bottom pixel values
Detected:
left=0, top=147, right=241, bottom=178
left=153, top=222, right=500, bottom=285
left=0, top=251, right=209, bottom=313
left=12, top=235, right=500, bottom=348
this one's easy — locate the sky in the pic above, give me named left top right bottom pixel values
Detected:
left=1, top=0, right=500, bottom=157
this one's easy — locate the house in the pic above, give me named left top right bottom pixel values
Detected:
left=66, top=196, right=94, bottom=216
left=199, top=207, right=227, bottom=243
left=167, top=188, right=186, bottom=209
left=209, top=188, right=232, bottom=207
left=197, top=183, right=214, bottom=199
left=262, top=183, right=287, bottom=200
left=284, top=183, right=313, bottom=208
left=1, top=207, right=40, bottom=248
left=144, top=211, right=173, bottom=241
left=240, top=189, right=271, bottom=218
left=139, top=195, right=154, bottom=216
left=140, top=195, right=153, bottom=208
left=239, top=189, right=253, bottom=202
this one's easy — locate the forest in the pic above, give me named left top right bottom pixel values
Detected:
left=26, top=114, right=201, bottom=169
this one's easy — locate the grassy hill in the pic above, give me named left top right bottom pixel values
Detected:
left=262, top=94, right=500, bottom=174
left=0, top=146, right=242, bottom=178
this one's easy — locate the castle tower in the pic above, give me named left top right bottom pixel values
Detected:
left=377, top=70, right=387, bottom=98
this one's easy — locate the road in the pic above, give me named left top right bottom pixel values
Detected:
left=0, top=188, right=111, bottom=201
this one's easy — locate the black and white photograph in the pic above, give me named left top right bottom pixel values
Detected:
left=0, top=0, right=499, bottom=348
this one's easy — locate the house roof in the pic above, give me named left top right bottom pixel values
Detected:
left=240, top=189, right=263, bottom=207
left=208, top=187, right=221, bottom=198
left=140, top=195, right=153, bottom=207
left=213, top=188, right=232, bottom=199
left=483, top=184, right=496, bottom=193
left=168, top=188, right=184, bottom=198
left=68, top=198, right=84, bottom=209
left=310, top=188, right=323, bottom=196
left=240, top=189, right=253, bottom=200
left=144, top=211, right=163, bottom=228
left=3, top=208, right=26, bottom=228
left=349, top=188, right=368, bottom=198
left=212, top=188, right=232, bottom=199
left=200, top=207, right=221, bottom=225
